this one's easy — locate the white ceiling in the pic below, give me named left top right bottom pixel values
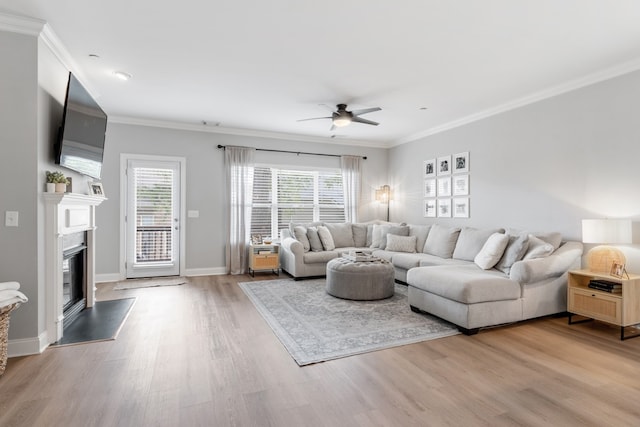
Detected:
left=3, top=0, right=640, bottom=147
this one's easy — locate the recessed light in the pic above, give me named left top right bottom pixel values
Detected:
left=113, top=71, right=132, bottom=81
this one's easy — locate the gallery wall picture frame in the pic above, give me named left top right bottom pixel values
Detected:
left=437, top=198, right=452, bottom=218
left=452, top=174, right=469, bottom=196
left=437, top=177, right=451, bottom=197
left=424, top=179, right=436, bottom=198
left=453, top=151, right=469, bottom=173
left=88, top=182, right=105, bottom=197
left=423, top=199, right=436, bottom=218
left=453, top=198, right=470, bottom=218
left=437, top=155, right=451, bottom=176
left=424, top=159, right=436, bottom=178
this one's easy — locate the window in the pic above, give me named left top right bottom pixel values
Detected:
left=251, top=166, right=345, bottom=238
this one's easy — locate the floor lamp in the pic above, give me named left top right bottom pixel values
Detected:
left=375, top=185, right=391, bottom=222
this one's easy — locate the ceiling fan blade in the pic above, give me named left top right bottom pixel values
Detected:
left=351, top=116, right=379, bottom=126
left=330, top=124, right=336, bottom=131
left=297, top=116, right=332, bottom=122
left=351, top=107, right=381, bottom=116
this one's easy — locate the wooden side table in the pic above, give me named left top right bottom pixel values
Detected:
left=567, top=269, right=640, bottom=340
left=248, top=244, right=280, bottom=277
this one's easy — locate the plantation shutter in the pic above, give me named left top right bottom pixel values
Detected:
left=135, top=167, right=174, bottom=262
left=250, top=166, right=345, bottom=238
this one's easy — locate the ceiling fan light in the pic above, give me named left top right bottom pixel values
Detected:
left=333, top=117, right=351, bottom=127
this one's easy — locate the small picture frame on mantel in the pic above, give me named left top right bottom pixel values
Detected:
left=88, top=182, right=105, bottom=197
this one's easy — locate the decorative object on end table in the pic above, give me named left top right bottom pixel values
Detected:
left=88, top=182, right=105, bottom=197
left=610, top=261, right=628, bottom=279
left=251, top=234, right=263, bottom=245
left=46, top=170, right=69, bottom=193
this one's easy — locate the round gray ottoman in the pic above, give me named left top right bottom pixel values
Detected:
left=326, top=257, right=395, bottom=300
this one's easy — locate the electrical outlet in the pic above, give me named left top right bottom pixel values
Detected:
left=5, top=211, right=19, bottom=227
left=188, top=210, right=200, bottom=218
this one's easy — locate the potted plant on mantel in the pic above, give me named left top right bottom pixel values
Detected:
left=46, top=171, right=69, bottom=193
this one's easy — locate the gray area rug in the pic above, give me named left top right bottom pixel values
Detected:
left=239, top=279, right=459, bottom=366
left=114, top=276, right=186, bottom=290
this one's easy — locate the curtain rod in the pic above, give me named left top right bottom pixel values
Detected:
left=216, top=144, right=367, bottom=160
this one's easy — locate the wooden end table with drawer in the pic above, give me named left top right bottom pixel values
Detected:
left=567, top=269, right=640, bottom=340
left=248, top=243, right=280, bottom=277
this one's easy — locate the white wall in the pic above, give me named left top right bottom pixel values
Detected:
left=389, top=69, right=640, bottom=271
left=98, top=123, right=389, bottom=277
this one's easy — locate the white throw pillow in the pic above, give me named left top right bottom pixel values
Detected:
left=385, top=234, right=417, bottom=253
left=293, top=226, right=310, bottom=252
left=474, top=233, right=509, bottom=270
left=523, top=235, right=554, bottom=259
left=495, top=233, right=529, bottom=274
left=317, top=225, right=336, bottom=251
left=306, top=227, right=324, bottom=252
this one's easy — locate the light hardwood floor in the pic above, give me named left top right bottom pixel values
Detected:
left=2, top=274, right=640, bottom=426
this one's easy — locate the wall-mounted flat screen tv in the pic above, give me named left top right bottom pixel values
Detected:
left=55, top=72, right=107, bottom=179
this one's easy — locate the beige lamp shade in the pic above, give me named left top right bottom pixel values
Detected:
left=582, top=219, right=632, bottom=274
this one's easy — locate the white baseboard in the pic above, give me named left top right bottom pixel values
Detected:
left=8, top=331, right=49, bottom=357
left=95, top=273, right=122, bottom=283
left=185, top=267, right=227, bottom=277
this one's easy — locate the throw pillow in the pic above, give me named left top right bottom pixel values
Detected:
left=352, top=223, right=368, bottom=247
left=288, top=221, right=322, bottom=239
left=378, top=225, right=410, bottom=250
left=370, top=224, right=384, bottom=248
left=452, top=227, right=505, bottom=261
left=325, top=222, right=355, bottom=248
left=385, top=234, right=417, bottom=253
left=293, top=225, right=310, bottom=252
left=317, top=225, right=336, bottom=251
left=523, top=235, right=554, bottom=259
left=495, top=233, right=529, bottom=274
left=423, top=224, right=461, bottom=258
left=366, top=224, right=375, bottom=247
left=474, top=233, right=510, bottom=270
left=307, top=227, right=324, bottom=252
left=533, top=232, right=562, bottom=250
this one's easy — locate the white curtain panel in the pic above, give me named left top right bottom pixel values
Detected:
left=225, top=146, right=255, bottom=274
left=341, top=155, right=361, bottom=223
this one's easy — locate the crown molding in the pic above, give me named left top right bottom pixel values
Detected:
left=0, top=11, right=45, bottom=35
left=109, top=115, right=391, bottom=149
left=394, top=57, right=640, bottom=146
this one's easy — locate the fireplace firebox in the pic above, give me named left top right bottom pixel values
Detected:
left=62, top=231, right=87, bottom=328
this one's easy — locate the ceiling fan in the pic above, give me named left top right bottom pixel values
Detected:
left=298, top=103, right=381, bottom=131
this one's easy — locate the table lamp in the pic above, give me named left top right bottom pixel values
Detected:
left=582, top=219, right=632, bottom=274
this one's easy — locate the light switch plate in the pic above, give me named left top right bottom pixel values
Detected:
left=5, top=211, right=19, bottom=227
left=188, top=210, right=199, bottom=218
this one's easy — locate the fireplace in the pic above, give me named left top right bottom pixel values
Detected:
left=62, top=232, right=87, bottom=328
left=44, top=193, right=105, bottom=345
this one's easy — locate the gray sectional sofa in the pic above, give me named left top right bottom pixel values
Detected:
left=279, top=221, right=583, bottom=334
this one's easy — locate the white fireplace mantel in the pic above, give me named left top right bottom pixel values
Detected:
left=44, top=192, right=106, bottom=345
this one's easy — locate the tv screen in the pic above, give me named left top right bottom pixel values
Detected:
left=56, top=72, right=107, bottom=179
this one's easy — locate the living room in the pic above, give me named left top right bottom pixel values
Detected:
left=2, top=2, right=640, bottom=425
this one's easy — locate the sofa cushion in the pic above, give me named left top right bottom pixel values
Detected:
left=407, top=265, right=520, bottom=304
left=452, top=227, right=504, bottom=261
left=302, top=251, right=338, bottom=264
left=409, top=225, right=431, bottom=254
left=352, top=223, right=368, bottom=247
left=392, top=253, right=425, bottom=270
left=474, top=233, right=509, bottom=270
left=307, top=227, right=324, bottom=252
left=523, top=235, right=554, bottom=259
left=324, top=222, right=355, bottom=248
left=317, top=225, right=336, bottom=251
left=423, top=224, right=461, bottom=258
left=385, top=234, right=417, bottom=253
left=293, top=226, right=310, bottom=252
left=495, top=233, right=529, bottom=274
left=370, top=249, right=395, bottom=262
left=418, top=256, right=472, bottom=267
left=370, top=224, right=410, bottom=249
